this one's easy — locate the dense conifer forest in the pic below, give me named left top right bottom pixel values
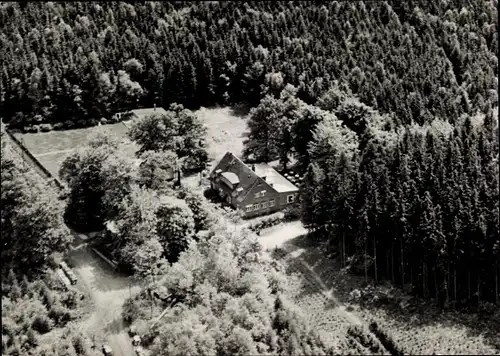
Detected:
left=0, top=1, right=497, bottom=129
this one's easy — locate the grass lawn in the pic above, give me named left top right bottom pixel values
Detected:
left=196, top=106, right=248, bottom=167
left=15, top=107, right=248, bottom=181
left=14, top=122, right=130, bottom=155
left=14, top=122, right=134, bottom=179
left=36, top=151, right=73, bottom=178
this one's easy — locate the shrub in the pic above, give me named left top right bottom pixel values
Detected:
left=52, top=122, right=65, bottom=131
left=108, top=115, right=119, bottom=124
left=100, top=118, right=108, bottom=125
left=32, top=314, right=53, bottom=334
left=23, top=126, right=36, bottom=133
left=88, top=118, right=98, bottom=126
left=48, top=303, right=73, bottom=326
left=122, top=111, right=134, bottom=120
left=39, top=123, right=53, bottom=132
left=72, top=334, right=89, bottom=355
left=33, top=114, right=44, bottom=123
left=63, top=120, right=75, bottom=129
left=19, top=275, right=31, bottom=295
left=40, top=284, right=55, bottom=308
left=203, top=187, right=220, bottom=201
left=31, top=125, right=41, bottom=133
left=47, top=256, right=60, bottom=270
left=61, top=290, right=80, bottom=310
left=347, top=325, right=386, bottom=354
left=248, top=213, right=284, bottom=232
left=122, top=298, right=140, bottom=323
left=75, top=119, right=88, bottom=128
left=26, top=329, right=38, bottom=348
left=11, top=112, right=26, bottom=128
left=10, top=282, right=23, bottom=300
left=283, top=204, right=301, bottom=221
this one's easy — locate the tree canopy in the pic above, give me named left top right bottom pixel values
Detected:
left=1, top=128, right=72, bottom=274
left=0, top=1, right=497, bottom=131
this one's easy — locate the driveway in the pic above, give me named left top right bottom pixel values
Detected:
left=68, top=245, right=141, bottom=356
left=257, top=220, right=308, bottom=250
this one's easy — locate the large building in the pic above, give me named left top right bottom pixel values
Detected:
left=210, top=152, right=299, bottom=218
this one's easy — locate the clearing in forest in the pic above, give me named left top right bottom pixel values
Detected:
left=195, top=106, right=248, bottom=167
left=13, top=122, right=133, bottom=178
left=14, top=106, right=248, bottom=179
left=256, top=222, right=500, bottom=355
left=282, top=235, right=500, bottom=355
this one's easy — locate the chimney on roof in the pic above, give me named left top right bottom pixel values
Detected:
left=252, top=164, right=256, bottom=171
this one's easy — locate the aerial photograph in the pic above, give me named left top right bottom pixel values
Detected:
left=0, top=1, right=498, bottom=355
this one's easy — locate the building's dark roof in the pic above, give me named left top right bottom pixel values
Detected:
left=211, top=152, right=298, bottom=202
left=211, top=152, right=260, bottom=202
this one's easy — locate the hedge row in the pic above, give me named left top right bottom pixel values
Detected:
left=247, top=205, right=301, bottom=233
left=247, top=212, right=284, bottom=232
left=20, top=112, right=133, bottom=133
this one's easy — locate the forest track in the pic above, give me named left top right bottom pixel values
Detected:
left=35, top=148, right=75, bottom=157
left=69, top=244, right=140, bottom=356
left=278, top=245, right=391, bottom=354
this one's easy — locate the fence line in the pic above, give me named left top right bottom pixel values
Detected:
left=4, top=129, right=65, bottom=191
left=91, top=247, right=118, bottom=271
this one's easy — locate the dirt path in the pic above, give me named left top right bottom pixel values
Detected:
left=255, top=221, right=381, bottom=348
left=257, top=221, right=308, bottom=250
left=68, top=245, right=141, bottom=356
left=280, top=244, right=364, bottom=326
left=34, top=148, right=75, bottom=157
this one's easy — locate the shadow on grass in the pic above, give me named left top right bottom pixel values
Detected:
left=68, top=246, right=137, bottom=293
left=230, top=105, right=251, bottom=118
left=104, top=316, right=126, bottom=334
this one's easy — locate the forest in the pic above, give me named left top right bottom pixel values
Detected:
left=1, top=0, right=499, bottom=354
left=0, top=1, right=497, bottom=130
left=1, top=125, right=100, bottom=355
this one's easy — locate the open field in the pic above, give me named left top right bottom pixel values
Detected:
left=14, top=107, right=248, bottom=181
left=196, top=106, right=248, bottom=166
left=13, top=122, right=132, bottom=178
left=14, top=122, right=130, bottom=155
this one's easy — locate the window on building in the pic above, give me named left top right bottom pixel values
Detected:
left=262, top=201, right=269, bottom=209
left=245, top=205, right=252, bottom=212
left=287, top=194, right=295, bottom=203
left=269, top=199, right=275, bottom=207
left=261, top=190, right=266, bottom=197
left=254, top=192, right=260, bottom=198
left=253, top=203, right=260, bottom=211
